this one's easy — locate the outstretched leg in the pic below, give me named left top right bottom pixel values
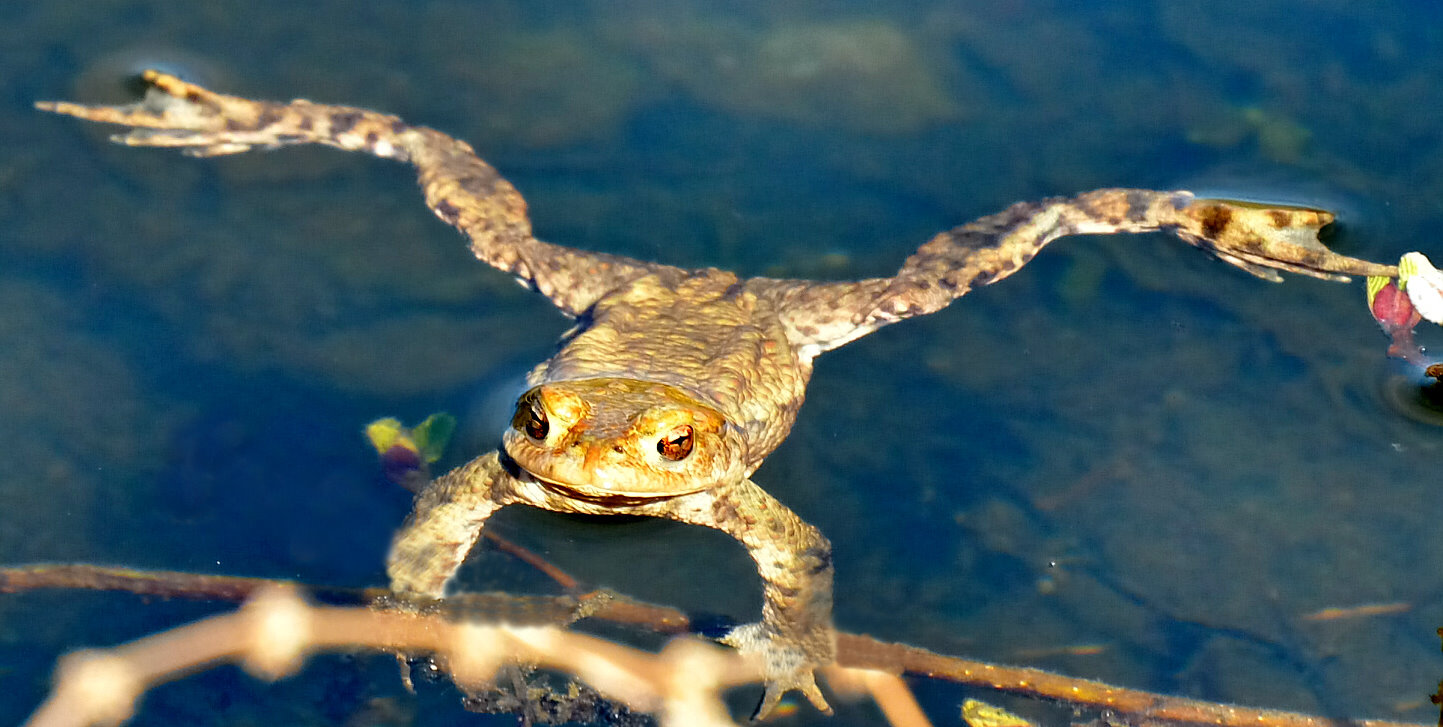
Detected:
left=38, top=70, right=668, bottom=316
left=761, top=189, right=1399, bottom=353
left=865, top=189, right=1398, bottom=328
left=387, top=451, right=516, bottom=597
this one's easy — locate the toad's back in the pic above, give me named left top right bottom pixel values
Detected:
left=528, top=269, right=810, bottom=470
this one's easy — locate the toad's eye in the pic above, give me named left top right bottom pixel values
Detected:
left=512, top=398, right=549, bottom=441
left=656, top=425, right=694, bottom=461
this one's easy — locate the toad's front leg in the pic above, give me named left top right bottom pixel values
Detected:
left=38, top=70, right=668, bottom=317
left=657, top=480, right=836, bottom=720
left=393, top=459, right=836, bottom=719
left=387, top=451, right=516, bottom=597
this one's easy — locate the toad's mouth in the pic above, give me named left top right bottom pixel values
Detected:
left=518, top=468, right=681, bottom=507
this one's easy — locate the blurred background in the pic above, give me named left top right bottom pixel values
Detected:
left=3, top=1, right=1442, bottom=724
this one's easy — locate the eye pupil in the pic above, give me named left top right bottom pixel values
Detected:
left=526, top=409, right=548, bottom=440
left=512, top=397, right=549, bottom=440
left=656, top=425, right=694, bottom=461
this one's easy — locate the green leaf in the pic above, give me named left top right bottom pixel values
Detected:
left=414, top=412, right=457, bottom=463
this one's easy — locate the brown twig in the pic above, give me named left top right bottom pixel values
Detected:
left=23, top=587, right=755, bottom=727
left=0, top=563, right=368, bottom=602
left=1, top=564, right=1428, bottom=727
left=839, top=635, right=1425, bottom=727
left=827, top=667, right=932, bottom=727
left=481, top=531, right=582, bottom=591
left=0, top=527, right=586, bottom=607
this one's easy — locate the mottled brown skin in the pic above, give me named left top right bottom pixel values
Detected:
left=39, top=71, right=1399, bottom=719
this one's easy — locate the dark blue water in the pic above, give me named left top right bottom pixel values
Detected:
left=4, top=2, right=1442, bottom=725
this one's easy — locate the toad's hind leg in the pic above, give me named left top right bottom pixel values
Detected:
left=767, top=189, right=1400, bottom=353
left=861, top=189, right=1400, bottom=328
left=38, top=70, right=667, bottom=316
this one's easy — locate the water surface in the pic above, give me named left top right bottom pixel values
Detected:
left=3, top=1, right=1442, bottom=725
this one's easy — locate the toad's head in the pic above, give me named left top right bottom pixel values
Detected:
left=502, top=378, right=747, bottom=502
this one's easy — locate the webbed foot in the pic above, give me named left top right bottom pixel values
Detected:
left=37, top=70, right=291, bottom=156
left=721, top=622, right=832, bottom=720
left=1175, top=197, right=1399, bottom=281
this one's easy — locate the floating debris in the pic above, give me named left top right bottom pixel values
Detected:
left=1367, top=251, right=1443, bottom=372
left=1399, top=252, right=1443, bottom=325
left=365, top=412, right=456, bottom=492
left=1300, top=601, right=1411, bottom=621
left=1010, top=642, right=1110, bottom=659
left=962, top=698, right=1036, bottom=727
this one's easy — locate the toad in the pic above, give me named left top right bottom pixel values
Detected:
left=39, top=71, right=1398, bottom=719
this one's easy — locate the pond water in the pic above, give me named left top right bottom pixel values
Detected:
left=3, top=1, right=1442, bottom=725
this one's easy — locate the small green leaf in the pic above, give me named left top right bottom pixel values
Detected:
left=414, top=412, right=457, bottom=463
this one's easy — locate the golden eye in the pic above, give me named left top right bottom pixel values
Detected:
left=656, top=425, right=693, bottom=461
left=512, top=397, right=549, bottom=440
